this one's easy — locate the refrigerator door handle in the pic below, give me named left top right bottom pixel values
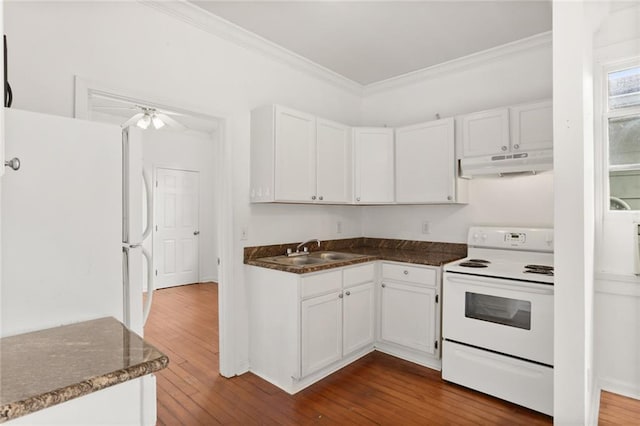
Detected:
left=142, top=246, right=155, bottom=325
left=142, top=169, right=153, bottom=241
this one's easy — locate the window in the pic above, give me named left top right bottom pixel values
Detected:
left=605, top=63, right=640, bottom=210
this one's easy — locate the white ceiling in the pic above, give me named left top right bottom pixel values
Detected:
left=190, top=1, right=552, bottom=85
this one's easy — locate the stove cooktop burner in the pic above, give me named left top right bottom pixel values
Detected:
left=525, top=264, right=554, bottom=271
left=524, top=264, right=554, bottom=276
left=468, top=259, right=490, bottom=264
left=459, top=261, right=489, bottom=268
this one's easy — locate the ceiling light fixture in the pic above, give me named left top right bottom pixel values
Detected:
left=151, top=115, right=165, bottom=129
left=136, top=114, right=152, bottom=130
left=135, top=111, right=166, bottom=130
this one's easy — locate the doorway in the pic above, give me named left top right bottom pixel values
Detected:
left=154, top=167, right=200, bottom=289
left=74, top=78, right=233, bottom=377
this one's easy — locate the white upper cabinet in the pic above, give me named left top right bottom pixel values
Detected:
left=510, top=100, right=553, bottom=152
left=353, top=127, right=395, bottom=204
left=274, top=106, right=316, bottom=202
left=395, top=118, right=457, bottom=203
left=461, top=108, right=510, bottom=157
left=460, top=100, right=553, bottom=159
left=316, top=118, right=351, bottom=203
left=250, top=105, right=351, bottom=203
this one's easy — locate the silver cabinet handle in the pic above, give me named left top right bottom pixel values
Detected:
left=513, top=144, right=520, bottom=150
left=501, top=146, right=507, bottom=151
left=311, top=195, right=317, bottom=200
left=194, top=231, right=200, bottom=236
left=319, top=196, right=323, bottom=201
left=381, top=283, right=386, bottom=288
left=404, top=270, right=409, bottom=275
left=338, top=293, right=343, bottom=299
left=447, top=195, right=453, bottom=201
left=345, top=291, right=351, bottom=296
left=356, top=197, right=361, bottom=202
left=4, top=157, right=20, bottom=171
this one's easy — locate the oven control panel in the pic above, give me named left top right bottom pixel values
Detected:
left=505, top=232, right=526, bottom=244
left=468, top=227, right=553, bottom=252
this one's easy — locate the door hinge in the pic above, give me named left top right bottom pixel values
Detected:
left=155, top=180, right=158, bottom=187
left=217, top=258, right=221, bottom=265
left=435, top=340, right=438, bottom=350
left=155, top=225, right=158, bottom=231
left=155, top=269, right=158, bottom=276
left=435, top=294, right=439, bottom=303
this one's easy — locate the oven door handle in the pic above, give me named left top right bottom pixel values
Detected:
left=445, top=275, right=554, bottom=295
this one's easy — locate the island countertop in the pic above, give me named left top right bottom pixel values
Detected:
left=0, top=317, right=169, bottom=423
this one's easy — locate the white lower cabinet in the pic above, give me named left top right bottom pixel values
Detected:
left=247, top=260, right=440, bottom=394
left=380, top=282, right=436, bottom=354
left=377, top=262, right=441, bottom=368
left=342, top=281, right=375, bottom=355
left=301, top=290, right=343, bottom=377
left=247, top=263, right=376, bottom=394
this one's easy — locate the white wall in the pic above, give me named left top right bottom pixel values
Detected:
left=360, top=37, right=553, bottom=242
left=362, top=173, right=553, bottom=243
left=4, top=0, right=363, bottom=374
left=141, top=129, right=218, bottom=283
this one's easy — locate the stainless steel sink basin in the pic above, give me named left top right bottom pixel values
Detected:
left=259, top=255, right=329, bottom=267
left=257, top=251, right=367, bottom=268
left=309, top=251, right=364, bottom=261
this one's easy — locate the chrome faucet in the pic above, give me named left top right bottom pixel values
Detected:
left=286, top=239, right=321, bottom=256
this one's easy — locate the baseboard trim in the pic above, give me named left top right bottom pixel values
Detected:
left=599, top=377, right=640, bottom=400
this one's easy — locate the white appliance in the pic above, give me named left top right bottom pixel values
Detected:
left=1, top=109, right=155, bottom=424
left=460, top=148, right=553, bottom=177
left=442, top=226, right=554, bottom=416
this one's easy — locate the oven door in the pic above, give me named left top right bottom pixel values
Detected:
left=443, top=272, right=553, bottom=365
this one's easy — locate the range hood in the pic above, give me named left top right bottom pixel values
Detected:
left=460, top=149, right=553, bottom=177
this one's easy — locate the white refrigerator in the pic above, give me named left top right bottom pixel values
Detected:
left=1, top=108, right=155, bottom=424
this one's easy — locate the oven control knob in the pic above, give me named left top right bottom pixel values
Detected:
left=481, top=234, right=487, bottom=241
left=473, top=233, right=479, bottom=241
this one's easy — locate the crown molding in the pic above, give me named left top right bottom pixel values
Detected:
left=363, top=31, right=553, bottom=97
left=139, top=1, right=551, bottom=99
left=139, top=0, right=364, bottom=96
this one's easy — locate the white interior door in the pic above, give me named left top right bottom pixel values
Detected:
left=154, top=168, right=199, bottom=289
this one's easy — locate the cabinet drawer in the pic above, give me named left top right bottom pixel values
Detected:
left=382, top=263, right=436, bottom=285
left=343, top=263, right=375, bottom=287
left=301, top=270, right=342, bottom=298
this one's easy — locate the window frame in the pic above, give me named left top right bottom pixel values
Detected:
left=598, top=57, right=640, bottom=215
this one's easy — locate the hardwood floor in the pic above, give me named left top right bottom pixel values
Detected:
left=144, top=283, right=636, bottom=425
left=599, top=391, right=640, bottom=425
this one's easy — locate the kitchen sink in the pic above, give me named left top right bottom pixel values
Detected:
left=257, top=251, right=367, bottom=268
left=309, top=251, right=364, bottom=261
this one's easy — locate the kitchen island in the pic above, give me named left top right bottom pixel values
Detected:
left=0, top=317, right=168, bottom=424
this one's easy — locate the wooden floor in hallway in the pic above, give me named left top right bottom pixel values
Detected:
left=144, top=283, right=637, bottom=425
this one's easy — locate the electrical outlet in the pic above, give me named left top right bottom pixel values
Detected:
left=422, top=221, right=431, bottom=234
left=240, top=226, right=248, bottom=241
left=336, top=221, right=342, bottom=234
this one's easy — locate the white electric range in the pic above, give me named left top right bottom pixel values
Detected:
left=442, top=226, right=554, bottom=416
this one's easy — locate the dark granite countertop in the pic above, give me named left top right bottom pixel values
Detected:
left=245, top=237, right=467, bottom=274
left=0, top=317, right=169, bottom=423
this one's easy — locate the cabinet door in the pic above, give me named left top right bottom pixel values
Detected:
left=380, top=282, right=436, bottom=355
left=510, top=100, right=553, bottom=152
left=395, top=118, right=455, bottom=203
left=343, top=282, right=375, bottom=355
left=274, top=106, right=316, bottom=202
left=461, top=108, right=509, bottom=157
left=353, top=128, right=394, bottom=203
left=301, top=291, right=343, bottom=376
left=316, top=118, right=351, bottom=203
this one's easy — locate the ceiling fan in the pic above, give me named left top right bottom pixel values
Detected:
left=92, top=102, right=186, bottom=130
